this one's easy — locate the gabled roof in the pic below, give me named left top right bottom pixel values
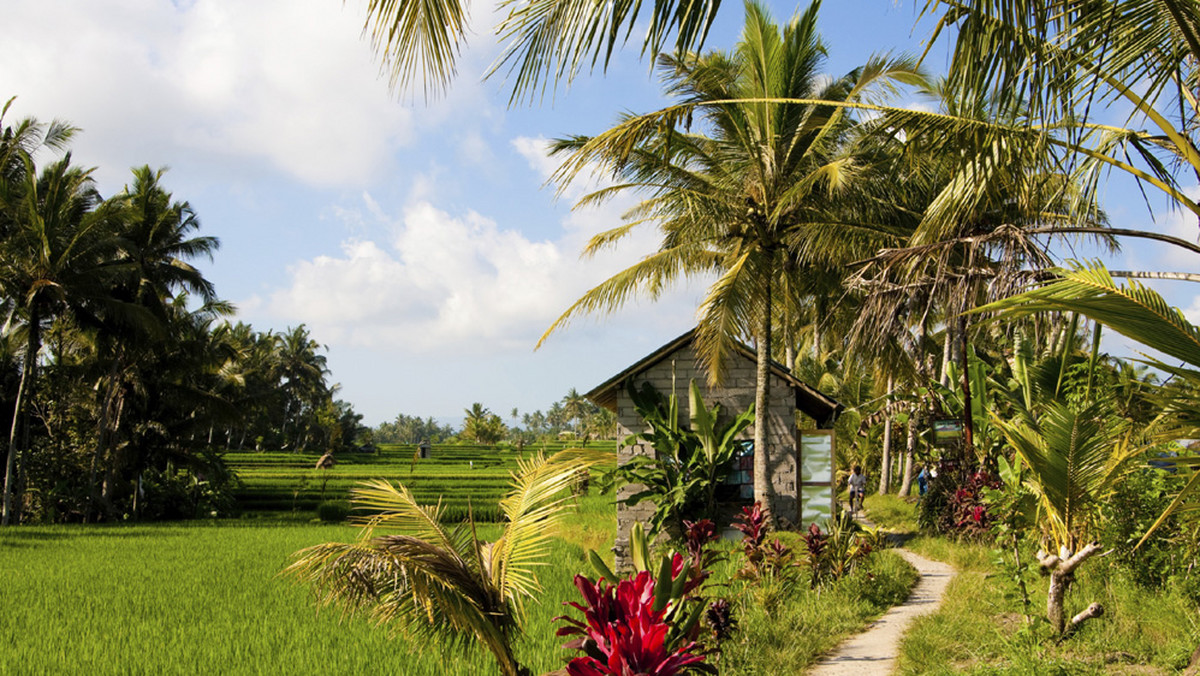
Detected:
left=585, top=328, right=842, bottom=427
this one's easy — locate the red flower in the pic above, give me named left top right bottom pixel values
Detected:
left=558, top=572, right=709, bottom=676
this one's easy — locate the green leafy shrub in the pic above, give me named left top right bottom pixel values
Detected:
left=606, top=380, right=754, bottom=536
left=802, top=513, right=879, bottom=588
left=316, top=500, right=351, bottom=523
left=1099, top=463, right=1200, bottom=595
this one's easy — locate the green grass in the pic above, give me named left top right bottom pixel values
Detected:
left=862, top=493, right=920, bottom=533
left=0, top=497, right=615, bottom=675
left=0, top=483, right=928, bottom=675
left=895, top=536, right=1200, bottom=675
left=717, top=546, right=919, bottom=673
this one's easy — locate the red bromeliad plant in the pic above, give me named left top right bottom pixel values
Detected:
left=556, top=571, right=714, bottom=676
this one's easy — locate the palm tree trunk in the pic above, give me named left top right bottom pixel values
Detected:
left=754, top=276, right=775, bottom=527
left=958, top=316, right=975, bottom=457
left=2, top=311, right=39, bottom=526
left=101, top=395, right=127, bottom=507
left=878, top=374, right=894, bottom=494
left=940, top=328, right=953, bottom=386
left=87, top=355, right=123, bottom=523
left=899, top=412, right=917, bottom=496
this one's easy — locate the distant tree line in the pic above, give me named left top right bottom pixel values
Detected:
left=373, top=414, right=456, bottom=445
left=375, top=388, right=618, bottom=447
left=0, top=102, right=364, bottom=525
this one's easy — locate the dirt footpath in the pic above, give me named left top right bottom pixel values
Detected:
left=807, top=548, right=955, bottom=676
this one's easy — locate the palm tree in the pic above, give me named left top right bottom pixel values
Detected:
left=110, top=166, right=219, bottom=309
left=980, top=263, right=1200, bottom=546
left=561, top=387, right=586, bottom=435
left=284, top=448, right=611, bottom=676
left=355, top=0, right=728, bottom=101
left=0, top=153, right=124, bottom=525
left=86, top=166, right=222, bottom=518
left=539, top=0, right=922, bottom=524
left=275, top=325, right=330, bottom=451
left=912, top=1, right=1200, bottom=251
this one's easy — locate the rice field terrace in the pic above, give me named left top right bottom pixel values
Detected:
left=225, top=441, right=617, bottom=520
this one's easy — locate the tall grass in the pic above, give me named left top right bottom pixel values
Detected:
left=717, top=547, right=918, bottom=673
left=0, top=510, right=611, bottom=674
left=896, top=536, right=1200, bottom=674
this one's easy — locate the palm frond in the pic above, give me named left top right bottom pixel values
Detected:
left=490, top=448, right=612, bottom=610
left=995, top=400, right=1134, bottom=549
left=978, top=262, right=1200, bottom=368
left=350, top=478, right=460, bottom=550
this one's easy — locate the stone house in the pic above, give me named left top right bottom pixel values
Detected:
left=585, top=329, right=841, bottom=568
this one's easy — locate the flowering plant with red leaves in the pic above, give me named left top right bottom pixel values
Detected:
left=733, top=503, right=798, bottom=582
left=556, top=572, right=715, bottom=676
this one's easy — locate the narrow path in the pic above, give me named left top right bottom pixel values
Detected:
left=806, top=526, right=955, bottom=675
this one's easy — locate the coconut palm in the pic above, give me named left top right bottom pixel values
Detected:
left=916, top=0, right=1200, bottom=241
left=85, top=167, right=223, bottom=517
left=284, top=448, right=611, bottom=676
left=562, top=387, right=587, bottom=434
left=110, top=166, right=219, bottom=309
left=0, top=153, right=127, bottom=525
left=356, top=0, right=727, bottom=101
left=540, top=0, right=923, bottom=524
left=980, top=262, right=1200, bottom=546
left=993, top=397, right=1138, bottom=635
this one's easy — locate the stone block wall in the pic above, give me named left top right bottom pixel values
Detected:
left=611, top=343, right=799, bottom=570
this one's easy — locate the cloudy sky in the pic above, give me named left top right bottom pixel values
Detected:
left=4, top=0, right=1196, bottom=425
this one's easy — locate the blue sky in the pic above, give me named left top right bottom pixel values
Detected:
left=4, top=0, right=1196, bottom=426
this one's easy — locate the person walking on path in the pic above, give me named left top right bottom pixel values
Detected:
left=848, top=464, right=866, bottom=515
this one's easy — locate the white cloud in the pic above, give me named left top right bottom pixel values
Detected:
left=2, top=0, right=414, bottom=188
left=265, top=199, right=577, bottom=351
left=261, top=183, right=705, bottom=354
left=1158, top=185, right=1200, bottom=267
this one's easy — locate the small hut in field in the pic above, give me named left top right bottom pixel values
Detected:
left=586, top=329, right=841, bottom=569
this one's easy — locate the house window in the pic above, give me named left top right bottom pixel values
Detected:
left=722, top=440, right=755, bottom=500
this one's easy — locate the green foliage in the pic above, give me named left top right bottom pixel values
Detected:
left=285, top=449, right=612, bottom=676
left=608, top=380, right=755, bottom=535
left=1098, top=463, right=1200, bottom=595
left=802, top=513, right=880, bottom=589
left=994, top=400, right=1137, bottom=552
left=718, top=548, right=917, bottom=673
left=897, top=536, right=1200, bottom=674
left=316, top=500, right=351, bottom=523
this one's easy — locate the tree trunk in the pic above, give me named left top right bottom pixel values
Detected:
left=101, top=395, right=127, bottom=509
left=2, top=310, right=38, bottom=526
left=878, top=374, right=894, bottom=494
left=754, top=275, right=775, bottom=528
left=940, top=328, right=953, bottom=386
left=1041, top=542, right=1104, bottom=636
left=899, top=413, right=917, bottom=496
left=959, top=316, right=975, bottom=458
left=87, top=355, right=123, bottom=523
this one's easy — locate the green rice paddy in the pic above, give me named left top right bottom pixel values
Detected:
left=226, top=441, right=616, bottom=518
left=0, top=512, right=606, bottom=674
left=0, top=443, right=919, bottom=675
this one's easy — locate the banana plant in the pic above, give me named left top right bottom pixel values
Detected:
left=613, top=379, right=754, bottom=535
